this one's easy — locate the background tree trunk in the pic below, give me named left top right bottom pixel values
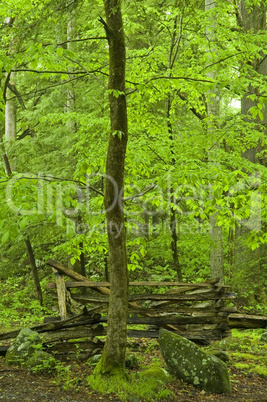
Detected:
left=5, top=73, right=17, bottom=171
left=95, top=0, right=128, bottom=376
left=25, top=238, right=43, bottom=306
left=234, top=1, right=267, bottom=304
left=205, top=0, right=224, bottom=284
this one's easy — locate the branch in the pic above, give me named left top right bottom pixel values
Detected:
left=99, top=16, right=109, bottom=34
left=147, top=145, right=168, bottom=165
left=8, top=75, right=89, bottom=101
left=150, top=75, right=214, bottom=84
left=18, top=175, right=105, bottom=197
left=3, top=72, right=11, bottom=103
left=12, top=69, right=87, bottom=75
left=53, top=36, right=107, bottom=46
left=7, top=82, right=27, bottom=110
left=63, top=55, right=107, bottom=87
left=17, top=127, right=36, bottom=140
left=124, top=184, right=157, bottom=202
left=178, top=92, right=206, bottom=120
left=202, top=52, right=244, bottom=71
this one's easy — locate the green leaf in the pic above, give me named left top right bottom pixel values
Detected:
left=19, top=217, right=29, bottom=229
left=29, top=60, right=38, bottom=69
left=57, top=47, right=64, bottom=57
left=64, top=49, right=76, bottom=58
left=70, top=257, right=76, bottom=265
left=258, top=110, right=263, bottom=121
left=1, top=231, right=9, bottom=244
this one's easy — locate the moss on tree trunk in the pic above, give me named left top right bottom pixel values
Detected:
left=94, top=0, right=128, bottom=375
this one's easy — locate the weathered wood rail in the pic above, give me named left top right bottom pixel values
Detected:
left=45, top=259, right=237, bottom=346
left=1, top=260, right=266, bottom=360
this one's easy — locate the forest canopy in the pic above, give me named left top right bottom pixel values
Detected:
left=0, top=0, right=266, bottom=317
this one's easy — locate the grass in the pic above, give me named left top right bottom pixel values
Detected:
left=87, top=366, right=174, bottom=401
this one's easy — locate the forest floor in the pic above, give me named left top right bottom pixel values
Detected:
left=0, top=360, right=266, bottom=401
left=0, top=333, right=266, bottom=402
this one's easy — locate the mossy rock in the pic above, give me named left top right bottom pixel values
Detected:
left=139, top=366, right=172, bottom=383
left=159, top=329, right=231, bottom=394
left=4, top=328, right=42, bottom=367
left=260, top=332, right=267, bottom=343
left=87, top=354, right=102, bottom=366
left=125, top=353, right=139, bottom=369
left=212, top=351, right=230, bottom=363
left=25, top=351, right=57, bottom=372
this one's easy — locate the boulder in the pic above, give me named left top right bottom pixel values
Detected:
left=125, top=353, right=139, bottom=369
left=158, top=329, right=231, bottom=394
left=260, top=332, right=267, bottom=342
left=4, top=328, right=56, bottom=371
left=25, top=350, right=56, bottom=371
left=139, top=366, right=172, bottom=383
left=212, top=351, right=230, bottom=363
left=4, top=328, right=42, bottom=367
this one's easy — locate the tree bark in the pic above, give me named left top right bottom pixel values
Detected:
left=5, top=73, right=17, bottom=172
left=166, top=95, right=182, bottom=281
left=65, top=1, right=77, bottom=132
left=5, top=73, right=16, bottom=145
left=234, top=2, right=267, bottom=304
left=25, top=237, right=43, bottom=306
left=165, top=8, right=183, bottom=281
left=205, top=0, right=224, bottom=284
left=95, top=0, right=128, bottom=376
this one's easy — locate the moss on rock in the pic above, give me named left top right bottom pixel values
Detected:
left=139, top=366, right=172, bottom=383
left=4, top=328, right=42, bottom=367
left=159, top=329, right=231, bottom=394
left=25, top=351, right=56, bottom=372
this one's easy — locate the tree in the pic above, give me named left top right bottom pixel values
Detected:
left=205, top=0, right=224, bottom=284
left=95, top=0, right=129, bottom=375
left=234, top=0, right=267, bottom=303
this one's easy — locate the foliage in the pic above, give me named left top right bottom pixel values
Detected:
left=0, top=0, right=266, bottom=323
left=206, top=329, right=267, bottom=377
left=0, top=273, right=56, bottom=332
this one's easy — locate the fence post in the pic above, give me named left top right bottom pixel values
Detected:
left=53, top=268, right=67, bottom=320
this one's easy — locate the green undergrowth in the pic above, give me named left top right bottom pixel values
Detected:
left=0, top=274, right=56, bottom=332
left=205, top=329, right=267, bottom=377
left=87, top=366, right=174, bottom=401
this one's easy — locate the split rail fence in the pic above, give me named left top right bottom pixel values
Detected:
left=1, top=260, right=266, bottom=360
left=43, top=259, right=236, bottom=358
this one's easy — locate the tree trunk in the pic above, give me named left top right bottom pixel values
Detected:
left=234, top=2, right=267, bottom=304
left=166, top=96, right=182, bottom=281
left=205, top=0, right=224, bottom=284
left=65, top=2, right=77, bottom=132
left=25, top=238, right=43, bottom=306
left=165, top=10, right=183, bottom=281
left=5, top=74, right=16, bottom=145
left=95, top=0, right=128, bottom=376
left=5, top=73, right=17, bottom=171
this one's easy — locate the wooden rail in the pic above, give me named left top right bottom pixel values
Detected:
left=1, top=260, right=266, bottom=361
left=46, top=260, right=235, bottom=344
